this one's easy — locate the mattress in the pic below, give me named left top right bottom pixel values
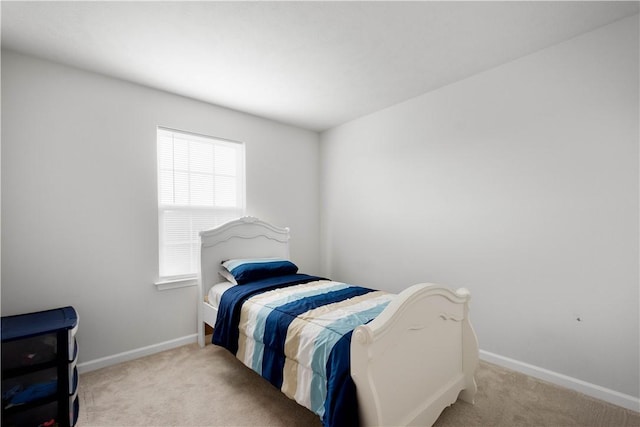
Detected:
left=207, top=281, right=235, bottom=309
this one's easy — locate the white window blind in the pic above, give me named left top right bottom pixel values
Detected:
left=157, top=127, right=245, bottom=279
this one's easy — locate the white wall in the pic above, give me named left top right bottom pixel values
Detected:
left=2, top=13, right=638, bottom=407
left=1, top=50, right=320, bottom=364
left=321, top=15, right=639, bottom=400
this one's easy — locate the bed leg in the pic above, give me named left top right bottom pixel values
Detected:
left=459, top=338, right=478, bottom=404
left=459, top=378, right=478, bottom=404
left=458, top=287, right=479, bottom=405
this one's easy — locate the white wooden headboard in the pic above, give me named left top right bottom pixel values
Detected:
left=198, top=216, right=291, bottom=296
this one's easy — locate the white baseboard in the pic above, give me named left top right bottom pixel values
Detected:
left=77, top=334, right=198, bottom=374
left=480, top=350, right=640, bottom=413
left=75, top=338, right=639, bottom=413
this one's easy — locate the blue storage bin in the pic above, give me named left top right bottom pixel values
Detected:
left=2, top=307, right=79, bottom=427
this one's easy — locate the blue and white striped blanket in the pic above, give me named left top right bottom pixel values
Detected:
left=213, top=273, right=394, bottom=427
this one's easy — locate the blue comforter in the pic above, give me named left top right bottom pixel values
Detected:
left=212, top=274, right=393, bottom=427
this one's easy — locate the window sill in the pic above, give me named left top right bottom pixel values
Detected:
left=154, top=276, right=198, bottom=291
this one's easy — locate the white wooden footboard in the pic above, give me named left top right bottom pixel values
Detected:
left=351, top=284, right=479, bottom=427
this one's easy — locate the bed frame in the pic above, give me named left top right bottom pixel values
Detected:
left=198, top=216, right=479, bottom=427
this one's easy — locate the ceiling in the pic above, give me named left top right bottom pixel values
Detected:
left=2, top=1, right=638, bottom=132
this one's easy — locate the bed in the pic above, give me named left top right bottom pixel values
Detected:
left=197, top=216, right=479, bottom=427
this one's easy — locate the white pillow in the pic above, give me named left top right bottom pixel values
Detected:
left=219, top=270, right=238, bottom=285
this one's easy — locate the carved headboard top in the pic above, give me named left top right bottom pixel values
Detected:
left=199, top=216, right=290, bottom=248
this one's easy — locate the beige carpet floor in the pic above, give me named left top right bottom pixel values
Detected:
left=77, top=342, right=640, bottom=426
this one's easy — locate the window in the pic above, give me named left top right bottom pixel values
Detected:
left=157, top=127, right=245, bottom=283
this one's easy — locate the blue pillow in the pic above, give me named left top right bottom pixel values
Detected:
left=221, top=258, right=298, bottom=285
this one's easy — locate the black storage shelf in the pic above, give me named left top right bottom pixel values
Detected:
left=3, top=394, right=58, bottom=416
left=2, top=306, right=79, bottom=427
left=3, top=360, right=59, bottom=379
